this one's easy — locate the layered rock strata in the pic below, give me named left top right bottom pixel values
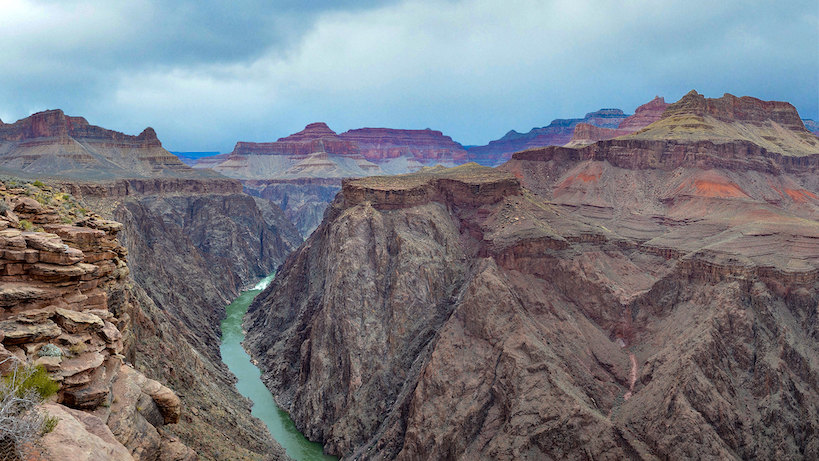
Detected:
left=0, top=181, right=194, bottom=460
left=0, top=108, right=300, bottom=459
left=0, top=110, right=216, bottom=180
left=245, top=94, right=819, bottom=459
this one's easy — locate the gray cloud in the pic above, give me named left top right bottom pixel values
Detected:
left=0, top=0, right=816, bottom=151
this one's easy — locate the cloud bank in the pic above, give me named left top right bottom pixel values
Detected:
left=1, top=0, right=816, bottom=151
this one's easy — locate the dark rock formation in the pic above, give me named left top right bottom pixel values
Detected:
left=244, top=94, right=819, bottom=459
left=244, top=178, right=343, bottom=237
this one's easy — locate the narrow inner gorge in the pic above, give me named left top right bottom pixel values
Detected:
left=220, top=274, right=336, bottom=460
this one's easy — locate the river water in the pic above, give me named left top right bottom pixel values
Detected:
left=220, top=274, right=336, bottom=460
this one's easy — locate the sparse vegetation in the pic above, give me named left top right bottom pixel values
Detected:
left=0, top=362, right=61, bottom=459
left=18, top=220, right=33, bottom=231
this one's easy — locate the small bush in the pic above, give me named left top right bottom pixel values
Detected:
left=18, top=220, right=33, bottom=231
left=3, top=365, right=59, bottom=400
left=31, top=181, right=45, bottom=189
left=0, top=362, right=61, bottom=459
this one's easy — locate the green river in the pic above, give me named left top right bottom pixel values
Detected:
left=220, top=274, right=336, bottom=460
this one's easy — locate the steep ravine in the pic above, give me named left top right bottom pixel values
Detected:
left=78, top=181, right=302, bottom=460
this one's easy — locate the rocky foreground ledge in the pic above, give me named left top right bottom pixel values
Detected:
left=0, top=180, right=195, bottom=460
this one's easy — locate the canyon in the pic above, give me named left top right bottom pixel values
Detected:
left=194, top=122, right=468, bottom=237
left=0, top=111, right=301, bottom=460
left=0, top=89, right=816, bottom=460
left=244, top=91, right=819, bottom=459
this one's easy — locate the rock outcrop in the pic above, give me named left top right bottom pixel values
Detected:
left=467, top=108, right=630, bottom=166
left=0, top=110, right=215, bottom=180
left=244, top=93, right=819, bottom=459
left=0, top=181, right=193, bottom=459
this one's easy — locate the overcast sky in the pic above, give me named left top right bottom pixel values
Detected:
left=1, top=0, right=816, bottom=152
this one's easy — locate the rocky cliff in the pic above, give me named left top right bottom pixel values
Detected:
left=77, top=178, right=299, bottom=461
left=803, top=119, right=819, bottom=136
left=244, top=93, right=819, bottom=459
left=467, top=108, right=630, bottom=166
left=0, top=110, right=302, bottom=460
left=243, top=178, right=342, bottom=237
left=0, top=110, right=216, bottom=180
left=0, top=180, right=194, bottom=460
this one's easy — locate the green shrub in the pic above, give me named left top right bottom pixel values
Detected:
left=3, top=364, right=59, bottom=400
left=19, top=220, right=33, bottom=231
left=31, top=180, right=45, bottom=189
left=0, top=362, right=61, bottom=458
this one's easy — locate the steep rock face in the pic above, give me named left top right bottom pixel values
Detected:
left=339, top=128, right=467, bottom=164
left=0, top=110, right=211, bottom=180
left=803, top=119, right=819, bottom=136
left=244, top=178, right=342, bottom=237
left=79, top=181, right=299, bottom=460
left=0, top=181, right=193, bottom=459
left=467, top=108, right=630, bottom=166
left=566, top=96, right=669, bottom=146
left=245, top=97, right=819, bottom=459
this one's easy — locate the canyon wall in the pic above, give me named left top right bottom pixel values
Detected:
left=244, top=94, right=819, bottom=459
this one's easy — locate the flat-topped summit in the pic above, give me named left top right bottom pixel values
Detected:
left=662, top=90, right=805, bottom=129
left=342, top=163, right=521, bottom=209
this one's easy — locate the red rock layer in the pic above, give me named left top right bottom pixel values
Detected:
left=617, top=96, right=669, bottom=132
left=339, top=127, right=467, bottom=163
left=0, top=109, right=161, bottom=147
left=231, top=122, right=360, bottom=157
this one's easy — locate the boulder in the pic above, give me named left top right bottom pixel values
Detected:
left=38, top=402, right=133, bottom=461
